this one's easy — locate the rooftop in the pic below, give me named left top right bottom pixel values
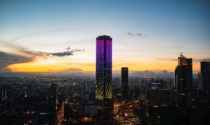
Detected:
left=96, top=35, right=112, bottom=40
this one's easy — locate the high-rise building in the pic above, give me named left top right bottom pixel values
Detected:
left=96, top=35, right=113, bottom=125
left=121, top=67, right=129, bottom=102
left=175, top=53, right=192, bottom=110
left=200, top=62, right=210, bottom=100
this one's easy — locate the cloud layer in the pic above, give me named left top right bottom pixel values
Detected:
left=156, top=57, right=210, bottom=62
left=127, top=32, right=145, bottom=37
left=0, top=51, right=32, bottom=72
left=0, top=42, right=85, bottom=72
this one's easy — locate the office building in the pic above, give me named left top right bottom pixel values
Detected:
left=121, top=67, right=129, bottom=102
left=175, top=53, right=192, bottom=110
left=96, top=35, right=113, bottom=125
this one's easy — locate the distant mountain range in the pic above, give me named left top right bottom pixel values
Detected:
left=0, top=70, right=198, bottom=79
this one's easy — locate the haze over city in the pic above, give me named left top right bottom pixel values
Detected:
left=1, top=0, right=209, bottom=74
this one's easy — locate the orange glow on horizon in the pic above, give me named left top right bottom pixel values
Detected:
left=7, top=58, right=200, bottom=73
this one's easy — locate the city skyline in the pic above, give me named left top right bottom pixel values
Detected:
left=0, top=0, right=210, bottom=73
left=1, top=1, right=210, bottom=125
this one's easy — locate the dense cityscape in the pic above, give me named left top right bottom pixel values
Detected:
left=0, top=35, right=210, bottom=125
left=1, top=0, right=210, bottom=125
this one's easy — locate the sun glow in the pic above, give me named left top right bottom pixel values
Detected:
left=7, top=55, right=94, bottom=73
left=7, top=58, right=201, bottom=73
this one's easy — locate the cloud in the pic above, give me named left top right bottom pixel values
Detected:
left=48, top=48, right=85, bottom=57
left=48, top=51, right=73, bottom=57
left=72, top=49, right=85, bottom=52
left=0, top=51, right=32, bottom=72
left=156, top=57, right=210, bottom=62
left=0, top=41, right=46, bottom=57
left=128, top=32, right=134, bottom=36
left=127, top=32, right=145, bottom=37
left=10, top=28, right=71, bottom=42
left=137, top=33, right=143, bottom=36
left=0, top=41, right=85, bottom=57
left=0, top=42, right=85, bottom=72
left=156, top=58, right=177, bottom=61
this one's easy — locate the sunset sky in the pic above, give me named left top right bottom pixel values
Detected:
left=0, top=0, right=210, bottom=73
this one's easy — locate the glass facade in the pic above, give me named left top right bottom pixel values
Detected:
left=96, top=35, right=112, bottom=100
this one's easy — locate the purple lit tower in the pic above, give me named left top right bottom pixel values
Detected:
left=96, top=35, right=113, bottom=125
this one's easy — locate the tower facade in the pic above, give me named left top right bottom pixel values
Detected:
left=96, top=35, right=113, bottom=125
left=121, top=67, right=129, bottom=102
left=175, top=54, right=192, bottom=110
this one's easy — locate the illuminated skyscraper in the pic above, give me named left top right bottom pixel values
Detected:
left=96, top=35, right=113, bottom=125
left=121, top=67, right=129, bottom=102
left=175, top=53, right=192, bottom=110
